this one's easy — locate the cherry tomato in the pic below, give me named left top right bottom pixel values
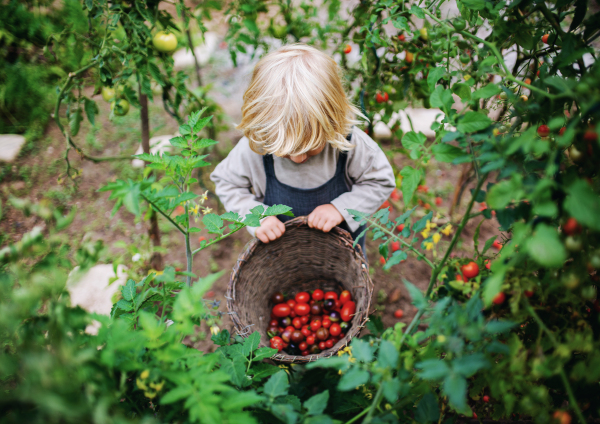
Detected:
left=524, top=290, right=534, bottom=298
left=483, top=395, right=490, bottom=403
left=269, top=319, right=279, bottom=327
left=492, top=240, right=502, bottom=250
left=563, top=218, right=582, bottom=236
left=271, top=292, right=285, bottom=303
left=312, top=289, right=324, bottom=301
left=461, top=261, right=480, bottom=279
left=310, top=299, right=315, bottom=306
left=339, top=290, right=352, bottom=305
left=270, top=336, right=284, bottom=352
left=272, top=304, right=291, bottom=318
left=323, top=299, right=335, bottom=311
left=294, top=303, right=310, bottom=316
left=291, top=330, right=305, bottom=343
left=329, top=323, right=341, bottom=337
left=290, top=310, right=297, bottom=318
left=306, top=336, right=315, bottom=345
left=300, top=315, right=309, bottom=324
left=318, top=341, right=327, bottom=350
left=299, top=342, right=308, bottom=351
left=394, top=309, right=404, bottom=319
left=301, top=327, right=311, bottom=337
left=537, top=125, right=550, bottom=137
left=379, top=256, right=386, bottom=265
left=322, top=318, right=331, bottom=329
left=301, top=350, right=309, bottom=357
left=340, top=301, right=356, bottom=322
left=485, top=260, right=491, bottom=270
left=325, top=339, right=334, bottom=349
left=316, top=327, right=329, bottom=341
left=286, top=299, right=297, bottom=308
left=435, top=197, right=443, bottom=206
left=324, top=291, right=338, bottom=301
left=456, top=274, right=464, bottom=282
left=541, top=34, right=549, bottom=44
left=397, top=224, right=404, bottom=232
left=295, top=292, right=310, bottom=303
left=493, top=292, right=506, bottom=305
left=292, top=317, right=302, bottom=329
left=285, top=326, right=295, bottom=333
left=329, top=311, right=341, bottom=322
left=310, top=319, right=322, bottom=331
left=391, top=241, right=401, bottom=252
left=310, top=304, right=323, bottom=315
left=343, top=44, right=351, bottom=54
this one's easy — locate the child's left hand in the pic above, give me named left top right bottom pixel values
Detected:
left=308, top=204, right=344, bottom=233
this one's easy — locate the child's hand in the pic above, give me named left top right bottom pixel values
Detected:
left=308, top=204, right=344, bottom=233
left=255, top=216, right=286, bottom=243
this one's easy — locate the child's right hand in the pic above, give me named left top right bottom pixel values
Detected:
left=255, top=216, right=286, bottom=243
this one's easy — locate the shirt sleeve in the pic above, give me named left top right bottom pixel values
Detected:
left=209, top=138, right=267, bottom=236
left=330, top=128, right=396, bottom=232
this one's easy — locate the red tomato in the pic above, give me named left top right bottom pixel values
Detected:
left=318, top=341, right=327, bottom=350
left=286, top=299, right=297, bottom=308
left=493, top=292, right=506, bottom=305
left=300, top=315, right=309, bottom=324
left=396, top=224, right=404, bottom=232
left=272, top=304, right=291, bottom=318
left=294, top=303, right=310, bottom=316
left=306, top=336, right=315, bottom=345
left=341, top=301, right=356, bottom=322
left=292, top=318, right=302, bottom=329
left=299, top=342, right=308, bottom=351
left=492, top=240, right=502, bottom=250
left=324, top=291, right=338, bottom=301
left=343, top=44, right=351, bottom=54
left=312, top=289, right=324, bottom=301
left=269, top=319, right=279, bottom=327
left=559, top=127, right=566, bottom=136
left=390, top=189, right=401, bottom=201
left=310, top=319, right=322, bottom=331
left=329, top=323, right=341, bottom=337
left=339, top=290, right=352, bottom=305
left=379, top=256, right=386, bottom=265
left=485, top=260, right=491, bottom=270
left=325, top=339, right=334, bottom=349
left=301, top=327, right=311, bottom=337
left=563, top=218, right=582, bottom=236
left=461, top=261, right=480, bottom=279
left=301, top=350, right=309, bottom=356
left=417, top=185, right=428, bottom=193
left=456, top=274, right=464, bottom=282
left=316, top=327, right=329, bottom=341
left=584, top=130, right=598, bottom=142
left=483, top=395, right=490, bottom=403
left=290, top=310, right=297, bottom=318
left=541, top=33, right=549, bottom=43
left=398, top=33, right=405, bottom=41
left=270, top=336, right=284, bottom=352
left=537, top=125, right=550, bottom=137
left=379, top=200, right=392, bottom=211
left=285, top=326, right=295, bottom=333
left=394, top=309, right=404, bottom=319
left=295, top=292, right=310, bottom=303
left=322, top=318, right=331, bottom=329
left=435, top=197, right=443, bottom=206
left=473, top=413, right=478, bottom=419
left=524, top=290, right=534, bottom=298
left=391, top=241, right=400, bottom=252
left=376, top=92, right=389, bottom=103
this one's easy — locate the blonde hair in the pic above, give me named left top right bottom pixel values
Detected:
left=237, top=44, right=364, bottom=156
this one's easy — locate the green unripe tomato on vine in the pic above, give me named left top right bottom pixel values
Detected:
left=102, top=87, right=116, bottom=103
left=562, top=273, right=580, bottom=289
left=460, top=54, right=470, bottom=64
left=565, top=236, right=583, bottom=251
left=499, top=91, right=508, bottom=100
left=433, top=51, right=444, bottom=62
left=581, top=285, right=596, bottom=300
left=111, top=99, right=130, bottom=116
left=153, top=31, right=178, bottom=53
left=453, top=18, right=466, bottom=31
left=431, top=39, right=443, bottom=49
left=435, top=9, right=441, bottom=18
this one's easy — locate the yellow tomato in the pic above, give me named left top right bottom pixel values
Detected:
left=419, top=27, right=428, bottom=40
left=152, top=31, right=178, bottom=53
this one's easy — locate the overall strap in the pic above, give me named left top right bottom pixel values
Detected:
left=262, top=154, right=276, bottom=177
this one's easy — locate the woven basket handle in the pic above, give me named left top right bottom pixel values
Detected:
left=284, top=215, right=355, bottom=246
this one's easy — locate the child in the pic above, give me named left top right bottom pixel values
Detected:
left=210, top=44, right=395, bottom=254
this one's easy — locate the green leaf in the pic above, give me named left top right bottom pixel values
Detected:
left=402, top=131, right=427, bottom=150
left=432, top=144, right=465, bottom=162
left=460, top=0, right=485, bottom=10
left=427, top=68, right=445, bottom=92
left=456, top=112, right=492, bottom=133
left=409, top=4, right=425, bottom=18
left=264, top=371, right=289, bottom=399
left=351, top=339, right=374, bottom=362
left=404, top=280, right=427, bottom=310
left=378, top=340, right=399, bottom=368
left=483, top=272, right=505, bottom=306
left=383, top=250, right=407, bottom=270
left=486, top=177, right=523, bottom=209
left=192, top=116, right=212, bottom=133
left=242, top=331, right=261, bottom=357
left=84, top=98, right=98, bottom=126
left=222, top=391, right=265, bottom=411
left=253, top=347, right=277, bottom=362
left=203, top=213, right=224, bottom=234
left=472, top=84, right=501, bottom=100
left=160, top=385, right=193, bottom=405
left=382, top=378, right=402, bottom=402
left=122, top=279, right=136, bottom=301
left=304, top=390, right=329, bottom=416
left=400, top=166, right=421, bottom=205
left=392, top=16, right=409, bottom=31
left=270, top=404, right=298, bottom=424
left=482, top=236, right=497, bottom=254
left=244, top=214, right=262, bottom=227
left=211, top=329, right=230, bottom=346
left=564, top=180, right=600, bottom=231
left=265, top=204, right=293, bottom=217
left=451, top=83, right=471, bottom=101
left=250, top=363, right=280, bottom=381
left=443, top=374, right=468, bottom=412
left=250, top=205, right=265, bottom=215
left=415, top=393, right=440, bottom=423
left=525, top=224, right=567, bottom=267
left=429, top=86, right=454, bottom=112
left=69, top=107, right=83, bottom=136
left=338, top=368, right=369, bottom=391
left=417, top=359, right=450, bottom=380
left=116, top=299, right=133, bottom=311
left=452, top=354, right=489, bottom=377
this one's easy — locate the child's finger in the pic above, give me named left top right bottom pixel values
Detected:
left=272, top=225, right=284, bottom=238
left=307, top=212, right=315, bottom=228
left=256, top=229, right=270, bottom=244
left=322, top=219, right=335, bottom=233
left=267, top=228, right=279, bottom=241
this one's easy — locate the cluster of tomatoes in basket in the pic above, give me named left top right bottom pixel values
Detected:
left=267, top=289, right=355, bottom=356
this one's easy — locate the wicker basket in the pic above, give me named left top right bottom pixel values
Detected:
left=226, top=216, right=374, bottom=363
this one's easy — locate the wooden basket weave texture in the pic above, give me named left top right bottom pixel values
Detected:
left=226, top=216, right=373, bottom=363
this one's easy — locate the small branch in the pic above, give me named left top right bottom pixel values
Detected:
left=363, top=383, right=384, bottom=424
left=191, top=224, right=245, bottom=256
left=141, top=194, right=186, bottom=234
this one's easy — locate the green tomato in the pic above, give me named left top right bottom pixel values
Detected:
left=581, top=285, right=596, bottom=300
left=453, top=18, right=467, bottom=31
left=433, top=51, right=445, bottom=62
left=431, top=39, right=443, bottom=50
left=562, top=273, right=580, bottom=289
left=102, top=86, right=116, bottom=102
left=460, top=54, right=470, bottom=64
left=590, top=252, right=600, bottom=269
left=152, top=31, right=178, bottom=53
left=569, top=144, right=583, bottom=162
left=111, top=99, right=130, bottom=116
left=565, top=236, right=582, bottom=252
left=499, top=92, right=508, bottom=100
left=272, top=25, right=288, bottom=39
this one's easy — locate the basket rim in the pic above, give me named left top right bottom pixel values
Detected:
left=226, top=216, right=374, bottom=364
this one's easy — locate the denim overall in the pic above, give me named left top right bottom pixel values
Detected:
left=262, top=144, right=367, bottom=256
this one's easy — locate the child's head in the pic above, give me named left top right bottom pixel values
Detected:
left=238, top=44, right=363, bottom=158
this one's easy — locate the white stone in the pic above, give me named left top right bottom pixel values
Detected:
left=0, top=134, right=26, bottom=163
left=173, top=32, right=219, bottom=69
left=67, top=264, right=128, bottom=334
left=131, top=134, right=174, bottom=168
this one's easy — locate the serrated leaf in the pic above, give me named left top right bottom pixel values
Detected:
left=84, top=98, right=98, bottom=126
left=69, top=107, right=83, bottom=136
left=451, top=82, right=471, bottom=101
left=265, top=204, right=293, bottom=217
left=472, top=84, right=501, bottom=100
left=121, top=279, right=136, bottom=301
left=250, top=205, right=265, bottom=215
left=456, top=112, right=492, bottom=133
left=402, top=131, right=427, bottom=150
left=264, top=371, right=289, bottom=399
left=160, top=385, right=193, bottom=405
left=427, top=68, right=445, bottom=92
left=351, top=339, right=374, bottom=363
left=242, top=331, right=261, bottom=357
left=244, top=214, right=262, bottom=227
left=404, top=279, right=427, bottom=310
left=378, top=340, right=399, bottom=368
left=444, top=374, right=468, bottom=412
left=304, top=390, right=329, bottom=416
left=116, top=299, right=133, bottom=311
left=400, top=166, right=421, bottom=205
left=432, top=144, right=465, bottom=162
left=416, top=359, right=450, bottom=380
left=253, top=347, right=277, bottom=361
left=203, top=213, right=224, bottom=234
left=383, top=250, right=407, bottom=270
left=338, top=368, right=369, bottom=391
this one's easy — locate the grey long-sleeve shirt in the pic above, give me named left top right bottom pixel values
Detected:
left=210, top=126, right=396, bottom=236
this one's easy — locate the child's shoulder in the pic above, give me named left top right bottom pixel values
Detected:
left=348, top=126, right=380, bottom=154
